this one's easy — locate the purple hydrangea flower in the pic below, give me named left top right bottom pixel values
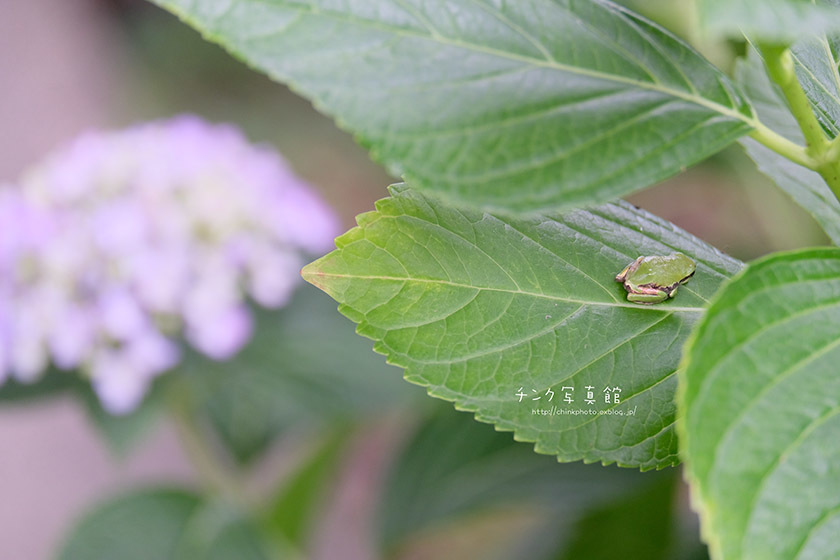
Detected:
left=0, top=116, right=339, bottom=414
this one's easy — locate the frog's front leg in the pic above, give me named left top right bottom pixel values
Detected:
left=626, top=286, right=669, bottom=304
left=615, top=256, right=644, bottom=283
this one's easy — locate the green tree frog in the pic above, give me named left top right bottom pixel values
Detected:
left=614, top=253, right=696, bottom=304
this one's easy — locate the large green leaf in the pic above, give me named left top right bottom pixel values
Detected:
left=790, top=36, right=840, bottom=136
left=378, top=404, right=648, bottom=552
left=57, top=489, right=202, bottom=560
left=265, top=427, right=349, bottom=548
left=58, top=488, right=296, bottom=560
left=151, top=0, right=754, bottom=212
left=303, top=184, right=743, bottom=469
left=556, top=472, right=676, bottom=560
left=698, top=0, right=840, bottom=42
left=0, top=368, right=80, bottom=402
left=679, top=248, right=840, bottom=560
left=736, top=46, right=840, bottom=244
left=174, top=500, right=292, bottom=560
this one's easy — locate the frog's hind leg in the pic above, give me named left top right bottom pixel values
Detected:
left=627, top=292, right=667, bottom=304
left=626, top=285, right=667, bottom=304
left=679, top=271, right=695, bottom=284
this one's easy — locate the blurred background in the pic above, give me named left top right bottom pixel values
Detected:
left=0, top=1, right=828, bottom=559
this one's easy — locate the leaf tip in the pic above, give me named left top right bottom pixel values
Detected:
left=300, top=260, right=329, bottom=292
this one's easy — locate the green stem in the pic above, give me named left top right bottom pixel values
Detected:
left=761, top=44, right=840, bottom=201
left=827, top=134, right=840, bottom=162
left=819, top=160, right=840, bottom=202
left=168, top=382, right=299, bottom=560
left=749, top=122, right=815, bottom=169
left=168, top=380, right=250, bottom=507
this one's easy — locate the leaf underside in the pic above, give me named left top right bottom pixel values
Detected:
left=698, top=0, right=840, bottom=42
left=153, top=0, right=754, bottom=212
left=304, top=185, right=742, bottom=470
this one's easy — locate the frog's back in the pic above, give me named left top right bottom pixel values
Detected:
left=636, top=253, right=695, bottom=285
